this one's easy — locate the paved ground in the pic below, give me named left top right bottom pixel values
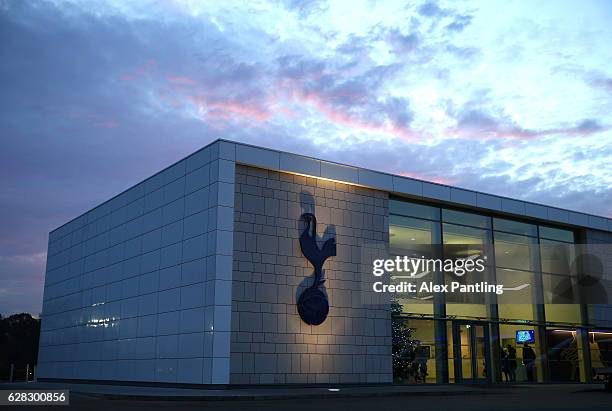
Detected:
left=0, top=381, right=479, bottom=399
left=0, top=383, right=609, bottom=410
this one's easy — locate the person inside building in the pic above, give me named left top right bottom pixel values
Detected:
left=501, top=348, right=510, bottom=382
left=522, top=343, right=537, bottom=382
left=507, top=344, right=517, bottom=382
left=414, top=345, right=429, bottom=383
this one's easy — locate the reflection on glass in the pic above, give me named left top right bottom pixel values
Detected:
left=496, top=269, right=537, bottom=318
left=540, top=240, right=575, bottom=275
left=494, top=232, right=537, bottom=271
left=390, top=199, right=440, bottom=221
left=589, top=331, right=612, bottom=376
left=442, top=209, right=491, bottom=229
left=493, top=218, right=537, bottom=237
left=546, top=328, right=584, bottom=382
left=539, top=226, right=574, bottom=243
left=542, top=273, right=576, bottom=304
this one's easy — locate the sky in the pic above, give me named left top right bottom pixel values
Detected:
left=0, top=0, right=611, bottom=316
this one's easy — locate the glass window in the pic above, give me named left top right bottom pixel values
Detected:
left=442, top=209, right=491, bottom=229
left=499, top=324, right=543, bottom=382
left=443, top=223, right=493, bottom=317
left=539, top=226, right=574, bottom=243
left=444, top=267, right=491, bottom=305
left=443, top=223, right=490, bottom=245
left=589, top=331, right=612, bottom=377
left=540, top=239, right=575, bottom=275
left=447, top=321, right=457, bottom=383
left=390, top=199, right=440, bottom=220
left=494, top=232, right=537, bottom=272
left=390, top=216, right=439, bottom=251
left=392, top=317, right=437, bottom=384
left=446, top=303, right=488, bottom=319
left=496, top=267, right=537, bottom=321
left=542, top=273, right=576, bottom=304
left=399, top=301, right=434, bottom=316
left=546, top=328, right=585, bottom=382
left=496, top=268, right=538, bottom=308
left=493, top=218, right=537, bottom=237
left=390, top=215, right=439, bottom=315
left=498, top=304, right=535, bottom=321
left=544, top=305, right=582, bottom=324
left=443, top=222, right=492, bottom=269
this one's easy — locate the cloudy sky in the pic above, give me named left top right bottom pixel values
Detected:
left=1, top=0, right=611, bottom=316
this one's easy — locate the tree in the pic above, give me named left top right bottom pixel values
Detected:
left=391, top=300, right=417, bottom=383
left=0, top=313, right=40, bottom=380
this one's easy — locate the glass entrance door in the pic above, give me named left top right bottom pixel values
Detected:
left=452, top=321, right=490, bottom=383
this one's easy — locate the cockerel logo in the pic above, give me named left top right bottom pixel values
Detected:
left=297, top=213, right=336, bottom=325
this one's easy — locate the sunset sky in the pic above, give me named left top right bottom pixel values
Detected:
left=1, top=0, right=611, bottom=315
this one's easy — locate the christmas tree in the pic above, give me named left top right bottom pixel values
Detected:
left=391, top=299, right=417, bottom=383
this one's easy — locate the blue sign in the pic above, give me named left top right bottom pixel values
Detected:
left=516, top=330, right=535, bottom=344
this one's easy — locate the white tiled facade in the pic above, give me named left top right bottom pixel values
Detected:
left=38, top=139, right=612, bottom=385
left=38, top=141, right=235, bottom=384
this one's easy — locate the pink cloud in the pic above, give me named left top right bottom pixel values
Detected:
left=187, top=94, right=271, bottom=123
left=279, top=79, right=421, bottom=142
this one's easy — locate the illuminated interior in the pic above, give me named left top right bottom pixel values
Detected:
left=389, top=197, right=608, bottom=385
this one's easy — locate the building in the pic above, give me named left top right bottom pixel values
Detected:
left=37, top=139, right=612, bottom=385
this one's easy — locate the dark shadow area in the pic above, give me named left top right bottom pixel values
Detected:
left=573, top=253, right=608, bottom=304
left=0, top=313, right=40, bottom=381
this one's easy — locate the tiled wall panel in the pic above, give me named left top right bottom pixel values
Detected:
left=230, top=165, right=392, bottom=384
left=38, top=141, right=235, bottom=384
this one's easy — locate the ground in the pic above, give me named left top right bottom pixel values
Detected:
left=4, top=384, right=611, bottom=411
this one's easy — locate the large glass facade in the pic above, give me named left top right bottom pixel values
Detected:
left=389, top=196, right=607, bottom=384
